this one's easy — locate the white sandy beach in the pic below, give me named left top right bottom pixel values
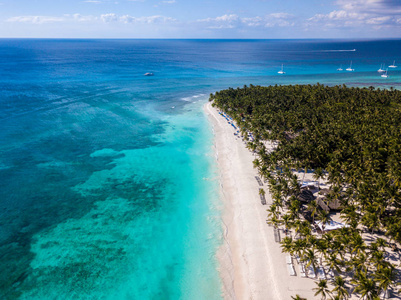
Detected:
left=205, top=102, right=317, bottom=300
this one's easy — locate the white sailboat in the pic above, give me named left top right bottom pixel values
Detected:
left=381, top=69, right=389, bottom=78
left=278, top=64, right=285, bottom=74
left=377, top=64, right=385, bottom=73
left=389, top=60, right=397, bottom=68
left=346, top=61, right=354, bottom=71
left=337, top=65, right=343, bottom=71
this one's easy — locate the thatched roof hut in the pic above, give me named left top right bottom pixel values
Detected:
left=298, top=190, right=315, bottom=203
left=317, top=197, right=330, bottom=212
left=328, top=198, right=342, bottom=210
left=317, top=188, right=343, bottom=211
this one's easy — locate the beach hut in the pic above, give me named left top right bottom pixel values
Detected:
left=318, top=188, right=343, bottom=211
left=298, top=190, right=315, bottom=203
left=328, top=199, right=342, bottom=211
left=316, top=197, right=330, bottom=212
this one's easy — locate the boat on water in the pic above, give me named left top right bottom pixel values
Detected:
left=144, top=72, right=154, bottom=76
left=278, top=64, right=285, bottom=74
left=381, top=69, right=389, bottom=78
left=346, top=61, right=354, bottom=72
left=377, top=64, right=385, bottom=73
left=389, top=60, right=397, bottom=68
left=337, top=65, right=343, bottom=71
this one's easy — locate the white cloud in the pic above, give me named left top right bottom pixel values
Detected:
left=307, top=0, right=401, bottom=30
left=161, top=0, right=176, bottom=4
left=100, top=13, right=119, bottom=22
left=84, top=0, right=102, bottom=3
left=6, top=16, right=65, bottom=24
left=366, top=16, right=391, bottom=24
left=5, top=13, right=175, bottom=26
left=100, top=14, right=176, bottom=24
left=336, top=0, right=401, bottom=14
left=199, top=14, right=239, bottom=23
left=197, top=14, right=240, bottom=29
left=122, top=15, right=176, bottom=23
left=270, top=13, right=292, bottom=19
left=198, top=13, right=295, bottom=30
left=241, top=16, right=263, bottom=27
left=69, top=13, right=98, bottom=22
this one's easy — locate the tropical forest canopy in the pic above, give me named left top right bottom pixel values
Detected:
left=210, top=84, right=401, bottom=299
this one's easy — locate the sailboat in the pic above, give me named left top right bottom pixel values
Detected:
left=377, top=64, right=385, bottom=73
left=278, top=64, right=285, bottom=74
left=381, top=69, right=389, bottom=78
left=337, top=65, right=343, bottom=71
left=389, top=60, right=397, bottom=68
left=346, top=61, right=354, bottom=71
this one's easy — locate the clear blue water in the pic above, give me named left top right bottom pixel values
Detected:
left=0, top=39, right=400, bottom=299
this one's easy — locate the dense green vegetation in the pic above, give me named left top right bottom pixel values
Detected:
left=210, top=84, right=401, bottom=299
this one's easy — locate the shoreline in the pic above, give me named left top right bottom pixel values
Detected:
left=204, top=102, right=316, bottom=300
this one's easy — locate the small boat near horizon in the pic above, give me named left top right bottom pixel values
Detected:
left=389, top=60, right=397, bottom=68
left=144, top=72, right=154, bottom=76
left=346, top=61, right=354, bottom=72
left=377, top=64, right=385, bottom=73
left=278, top=64, right=285, bottom=74
left=337, top=65, right=343, bottom=71
left=381, top=69, right=389, bottom=78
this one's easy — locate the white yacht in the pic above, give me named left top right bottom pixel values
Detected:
left=144, top=72, right=154, bottom=76
left=278, top=64, right=285, bottom=74
left=381, top=69, right=389, bottom=78
left=377, top=64, right=385, bottom=73
left=346, top=61, right=354, bottom=71
left=337, top=65, right=343, bottom=71
left=389, top=60, right=397, bottom=68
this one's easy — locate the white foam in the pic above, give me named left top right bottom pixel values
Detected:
left=181, top=94, right=206, bottom=102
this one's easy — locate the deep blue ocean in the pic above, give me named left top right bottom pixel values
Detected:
left=0, top=39, right=400, bottom=299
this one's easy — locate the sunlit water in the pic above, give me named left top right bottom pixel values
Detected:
left=0, top=39, right=400, bottom=299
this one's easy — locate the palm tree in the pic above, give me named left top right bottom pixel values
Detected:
left=331, top=276, right=349, bottom=299
left=350, top=233, right=366, bottom=259
left=325, top=252, right=342, bottom=274
left=281, top=236, right=294, bottom=255
left=307, top=200, right=319, bottom=223
left=352, top=271, right=378, bottom=300
left=313, top=167, right=325, bottom=190
left=281, top=213, right=293, bottom=235
left=316, top=209, right=331, bottom=234
left=313, top=279, right=331, bottom=300
left=253, top=158, right=261, bottom=169
left=374, top=265, right=396, bottom=299
left=304, top=248, right=318, bottom=276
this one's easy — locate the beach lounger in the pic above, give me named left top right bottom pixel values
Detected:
left=286, top=256, right=292, bottom=265
left=299, top=264, right=307, bottom=278
left=307, top=264, right=316, bottom=279
left=317, top=266, right=326, bottom=279
left=255, top=176, right=263, bottom=186
left=274, top=228, right=281, bottom=243
left=287, top=264, right=296, bottom=276
left=259, top=189, right=266, bottom=205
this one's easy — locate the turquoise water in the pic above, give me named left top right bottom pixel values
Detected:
left=17, top=101, right=222, bottom=299
left=1, top=39, right=400, bottom=299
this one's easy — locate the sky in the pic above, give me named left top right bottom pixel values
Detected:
left=0, top=0, right=401, bottom=38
